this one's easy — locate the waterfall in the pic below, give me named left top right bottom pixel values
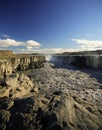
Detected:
left=45, top=55, right=53, bottom=61
left=93, top=55, right=99, bottom=68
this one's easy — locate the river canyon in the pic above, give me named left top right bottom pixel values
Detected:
left=0, top=51, right=102, bottom=130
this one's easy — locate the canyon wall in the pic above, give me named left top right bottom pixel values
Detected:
left=51, top=55, right=102, bottom=69
left=0, top=56, right=45, bottom=78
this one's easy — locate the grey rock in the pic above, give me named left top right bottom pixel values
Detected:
left=0, top=61, right=102, bottom=130
left=0, top=97, right=14, bottom=110
left=0, top=73, right=38, bottom=98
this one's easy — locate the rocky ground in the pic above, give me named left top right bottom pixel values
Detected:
left=24, top=62, right=102, bottom=104
left=0, top=62, right=102, bottom=130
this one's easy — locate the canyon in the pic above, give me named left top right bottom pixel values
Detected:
left=0, top=50, right=102, bottom=130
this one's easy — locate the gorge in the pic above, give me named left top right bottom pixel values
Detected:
left=50, top=54, right=102, bottom=69
left=0, top=50, right=102, bottom=130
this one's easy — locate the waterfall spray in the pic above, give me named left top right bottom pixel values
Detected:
left=45, top=54, right=52, bottom=61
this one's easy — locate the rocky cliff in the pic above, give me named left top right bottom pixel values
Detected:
left=0, top=56, right=45, bottom=78
left=0, top=50, right=102, bottom=130
left=51, top=55, right=102, bottom=69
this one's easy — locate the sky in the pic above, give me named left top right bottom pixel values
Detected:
left=0, top=0, right=102, bottom=53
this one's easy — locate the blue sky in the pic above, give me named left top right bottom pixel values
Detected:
left=0, top=0, right=102, bottom=53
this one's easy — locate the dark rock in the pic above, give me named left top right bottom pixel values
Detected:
left=29, top=61, right=44, bottom=69
left=71, top=56, right=87, bottom=67
left=13, top=97, right=35, bottom=113
left=9, top=113, right=35, bottom=130
left=52, top=54, right=102, bottom=69
left=0, top=97, right=14, bottom=110
left=41, top=112, right=58, bottom=130
left=53, top=91, right=63, bottom=95
left=0, top=109, right=10, bottom=130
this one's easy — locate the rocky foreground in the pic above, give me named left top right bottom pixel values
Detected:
left=0, top=61, right=102, bottom=130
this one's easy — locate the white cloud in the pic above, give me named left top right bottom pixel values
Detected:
left=71, top=38, right=102, bottom=50
left=0, top=38, right=41, bottom=48
left=0, top=38, right=74, bottom=54
left=26, top=40, right=41, bottom=48
left=16, top=38, right=102, bottom=54
left=1, top=38, right=102, bottom=54
left=0, top=38, right=22, bottom=47
left=26, top=46, right=33, bottom=51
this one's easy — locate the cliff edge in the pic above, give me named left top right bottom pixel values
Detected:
left=0, top=51, right=45, bottom=78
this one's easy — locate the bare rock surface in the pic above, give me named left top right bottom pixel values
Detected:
left=24, top=62, right=102, bottom=105
left=0, top=91, right=102, bottom=130
left=0, top=62, right=102, bottom=130
left=0, top=73, right=37, bottom=98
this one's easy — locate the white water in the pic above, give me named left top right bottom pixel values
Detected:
left=45, top=55, right=53, bottom=61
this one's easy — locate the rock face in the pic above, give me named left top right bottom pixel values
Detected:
left=0, top=61, right=13, bottom=78
left=0, top=61, right=102, bottom=130
left=51, top=55, right=102, bottom=69
left=71, top=55, right=102, bottom=69
left=0, top=56, right=45, bottom=78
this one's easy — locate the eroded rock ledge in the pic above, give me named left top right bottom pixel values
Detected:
left=0, top=56, right=45, bottom=78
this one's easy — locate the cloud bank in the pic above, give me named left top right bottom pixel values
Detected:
left=1, top=38, right=102, bottom=54
left=71, top=39, right=102, bottom=50
left=0, top=38, right=41, bottom=48
left=0, top=38, right=75, bottom=54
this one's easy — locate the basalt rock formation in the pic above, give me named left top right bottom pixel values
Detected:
left=51, top=55, right=102, bottom=69
left=0, top=56, right=45, bottom=78
left=53, top=50, right=102, bottom=69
